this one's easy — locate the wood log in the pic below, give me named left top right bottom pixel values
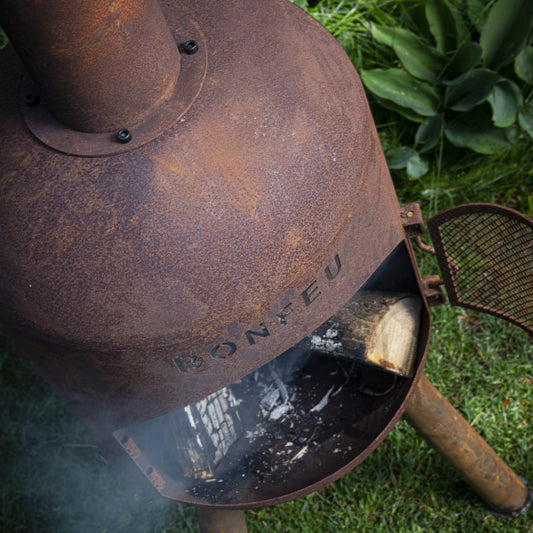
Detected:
left=329, top=292, right=422, bottom=377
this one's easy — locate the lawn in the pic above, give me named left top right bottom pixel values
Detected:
left=1, top=0, right=532, bottom=532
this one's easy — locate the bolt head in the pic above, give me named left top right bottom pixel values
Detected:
left=183, top=40, right=199, bottom=55
left=116, top=129, right=132, bottom=144
left=24, top=93, right=40, bottom=107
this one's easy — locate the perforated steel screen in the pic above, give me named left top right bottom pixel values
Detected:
left=428, top=204, right=533, bottom=334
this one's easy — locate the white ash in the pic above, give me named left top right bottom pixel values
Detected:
left=270, top=402, right=292, bottom=421
left=310, top=385, right=335, bottom=413
left=326, top=328, right=339, bottom=338
left=222, top=387, right=242, bottom=406
left=251, top=362, right=296, bottom=422
left=245, top=426, right=267, bottom=441
left=309, top=336, right=342, bottom=353
left=309, top=320, right=343, bottom=354
left=332, top=384, right=346, bottom=397
left=178, top=336, right=351, bottom=489
left=260, top=388, right=280, bottom=411
left=269, top=363, right=289, bottom=403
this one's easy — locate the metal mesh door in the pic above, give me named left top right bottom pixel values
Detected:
left=428, top=204, right=533, bottom=334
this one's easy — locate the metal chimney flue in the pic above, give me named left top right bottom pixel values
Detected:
left=0, top=0, right=181, bottom=133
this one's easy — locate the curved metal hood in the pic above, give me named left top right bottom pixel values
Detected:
left=0, top=0, right=417, bottom=439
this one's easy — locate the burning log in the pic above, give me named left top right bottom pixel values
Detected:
left=171, top=388, right=242, bottom=480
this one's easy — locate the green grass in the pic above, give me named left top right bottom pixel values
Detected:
left=1, top=0, right=532, bottom=531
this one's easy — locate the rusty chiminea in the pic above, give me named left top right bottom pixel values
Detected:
left=0, top=0, right=531, bottom=530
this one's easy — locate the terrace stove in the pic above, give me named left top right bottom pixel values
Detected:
left=0, top=1, right=531, bottom=531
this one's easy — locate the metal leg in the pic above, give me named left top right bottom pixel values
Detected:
left=196, top=508, right=248, bottom=533
left=404, top=374, right=531, bottom=517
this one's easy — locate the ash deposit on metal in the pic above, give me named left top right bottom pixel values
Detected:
left=174, top=350, right=354, bottom=502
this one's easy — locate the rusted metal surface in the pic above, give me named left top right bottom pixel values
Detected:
left=420, top=275, right=445, bottom=307
left=196, top=508, right=248, bottom=533
left=404, top=374, right=531, bottom=517
left=428, top=204, right=533, bottom=334
left=0, top=0, right=426, bottom=443
left=0, top=0, right=181, bottom=133
left=400, top=203, right=436, bottom=254
left=413, top=236, right=436, bottom=255
left=0, top=0, right=432, bottom=510
left=19, top=8, right=207, bottom=156
left=400, top=203, right=425, bottom=239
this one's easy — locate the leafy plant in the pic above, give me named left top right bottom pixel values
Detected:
left=359, top=0, right=533, bottom=177
left=0, top=26, right=7, bottom=50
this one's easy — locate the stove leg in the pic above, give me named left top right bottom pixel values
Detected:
left=196, top=508, right=248, bottom=533
left=404, top=373, right=531, bottom=517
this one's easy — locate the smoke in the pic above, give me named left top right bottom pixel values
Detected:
left=0, top=333, right=198, bottom=533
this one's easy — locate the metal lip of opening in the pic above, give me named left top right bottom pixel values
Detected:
left=112, top=243, right=431, bottom=509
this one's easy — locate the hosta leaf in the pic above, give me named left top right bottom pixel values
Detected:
left=444, top=108, right=512, bottom=154
left=444, top=68, right=500, bottom=111
left=518, top=103, right=533, bottom=140
left=361, top=69, right=440, bottom=117
left=407, top=153, right=429, bottom=179
left=426, top=0, right=457, bottom=54
left=415, top=114, right=444, bottom=152
left=487, top=80, right=523, bottom=127
left=402, top=4, right=432, bottom=41
left=480, top=0, right=533, bottom=70
left=370, top=23, right=396, bottom=47
left=385, top=148, right=428, bottom=178
left=515, top=46, right=533, bottom=84
left=441, top=41, right=482, bottom=83
left=373, top=96, right=427, bottom=123
left=505, top=126, right=519, bottom=144
left=385, top=147, right=417, bottom=169
left=449, top=2, right=469, bottom=41
left=466, top=0, right=490, bottom=33
left=337, top=30, right=354, bottom=59
left=370, top=24, right=446, bottom=82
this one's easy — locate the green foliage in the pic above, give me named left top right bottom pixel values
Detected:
left=361, top=68, right=441, bottom=116
left=0, top=26, right=7, bottom=50
left=359, top=0, right=533, bottom=175
left=480, top=0, right=533, bottom=70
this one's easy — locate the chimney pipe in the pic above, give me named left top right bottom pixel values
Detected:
left=0, top=0, right=181, bottom=132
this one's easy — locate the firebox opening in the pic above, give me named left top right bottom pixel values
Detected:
left=114, top=243, right=428, bottom=507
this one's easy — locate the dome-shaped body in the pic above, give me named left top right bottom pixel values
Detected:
left=0, top=0, right=428, bottom=507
